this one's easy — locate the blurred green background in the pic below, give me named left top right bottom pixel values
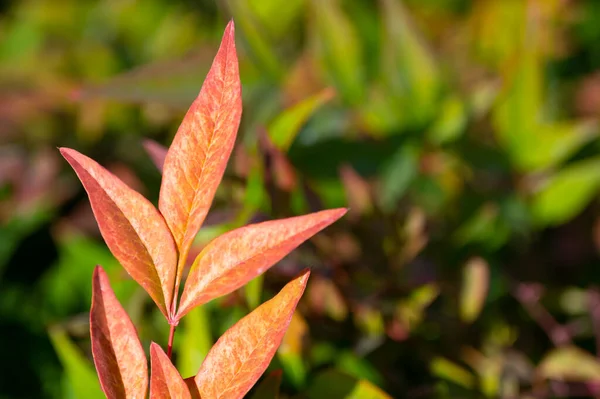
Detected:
left=3, top=0, right=600, bottom=397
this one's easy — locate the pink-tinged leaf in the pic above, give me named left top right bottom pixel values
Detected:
left=177, top=208, right=347, bottom=319
left=159, top=21, right=242, bottom=282
left=90, top=266, right=148, bottom=399
left=194, top=270, right=310, bottom=399
left=143, top=139, right=168, bottom=173
left=150, top=342, right=191, bottom=399
left=60, top=148, right=178, bottom=318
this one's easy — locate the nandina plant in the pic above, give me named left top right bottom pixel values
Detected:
left=60, top=21, right=346, bottom=399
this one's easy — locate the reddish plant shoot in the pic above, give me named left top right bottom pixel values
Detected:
left=60, top=21, right=346, bottom=398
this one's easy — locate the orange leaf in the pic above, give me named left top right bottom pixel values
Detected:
left=60, top=148, right=177, bottom=319
left=150, top=342, right=191, bottom=399
left=176, top=208, right=346, bottom=319
left=143, top=139, right=168, bottom=173
left=90, top=266, right=148, bottom=399
left=159, top=20, right=242, bottom=285
left=194, top=270, right=311, bottom=399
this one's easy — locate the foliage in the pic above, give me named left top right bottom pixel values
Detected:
left=60, top=23, right=346, bottom=398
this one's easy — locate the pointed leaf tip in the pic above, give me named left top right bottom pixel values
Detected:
left=91, top=266, right=148, bottom=399
left=177, top=209, right=346, bottom=319
left=150, top=342, right=191, bottom=399
left=225, top=19, right=235, bottom=36
left=60, top=147, right=177, bottom=319
left=143, top=140, right=168, bottom=173
left=159, top=21, right=242, bottom=292
left=194, top=270, right=310, bottom=399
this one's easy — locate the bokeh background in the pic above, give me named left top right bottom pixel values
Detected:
left=3, top=0, right=600, bottom=397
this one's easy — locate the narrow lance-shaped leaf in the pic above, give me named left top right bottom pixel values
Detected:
left=90, top=266, right=148, bottom=399
left=143, top=139, right=168, bottom=173
left=194, top=270, right=311, bottom=399
left=150, top=342, right=192, bottom=399
left=159, top=21, right=242, bottom=288
left=48, top=326, right=105, bottom=399
left=268, top=87, right=335, bottom=152
left=459, top=257, right=489, bottom=323
left=60, top=148, right=177, bottom=319
left=177, top=208, right=347, bottom=319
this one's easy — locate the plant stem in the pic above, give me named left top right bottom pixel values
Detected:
left=167, top=323, right=177, bottom=359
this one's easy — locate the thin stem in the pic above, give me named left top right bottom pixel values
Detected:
left=167, top=323, right=177, bottom=359
left=513, top=282, right=572, bottom=347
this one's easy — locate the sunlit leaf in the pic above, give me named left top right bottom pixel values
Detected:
left=431, top=357, right=475, bottom=389
left=159, top=21, right=242, bottom=292
left=177, top=208, right=346, bottom=319
left=427, top=96, right=467, bottom=145
left=244, top=274, right=264, bottom=310
left=226, top=0, right=282, bottom=80
left=60, top=148, right=177, bottom=318
left=48, top=326, right=104, bottom=399
left=538, top=346, right=600, bottom=382
left=532, top=158, right=600, bottom=226
left=177, top=304, right=213, bottom=378
left=305, top=369, right=391, bottom=399
left=517, top=121, right=598, bottom=171
left=269, top=88, right=335, bottom=151
left=150, top=342, right=191, bottom=399
left=378, top=145, right=419, bottom=212
left=308, top=0, right=364, bottom=105
left=380, top=0, right=441, bottom=126
left=248, top=0, right=304, bottom=39
left=459, top=257, right=489, bottom=323
left=194, top=270, right=311, bottom=399
left=336, top=351, right=384, bottom=387
left=90, top=266, right=148, bottom=399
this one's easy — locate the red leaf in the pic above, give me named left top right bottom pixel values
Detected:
left=159, top=20, right=242, bottom=286
left=143, top=139, right=168, bottom=173
left=90, top=266, right=148, bottom=399
left=176, top=208, right=347, bottom=319
left=150, top=342, right=191, bottom=399
left=194, top=270, right=311, bottom=399
left=60, top=148, right=177, bottom=318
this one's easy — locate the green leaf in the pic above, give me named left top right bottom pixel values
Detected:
left=309, top=0, right=364, bottom=105
left=248, top=0, right=305, bottom=39
left=538, top=346, right=600, bottom=382
left=177, top=304, right=213, bottom=378
left=226, top=0, right=283, bottom=80
left=336, top=351, right=384, bottom=387
left=305, top=369, right=391, bottom=399
left=428, top=96, right=467, bottom=145
left=459, top=257, right=489, bottom=323
left=278, top=312, right=308, bottom=388
left=244, top=274, right=264, bottom=310
left=269, top=88, right=335, bottom=151
left=431, top=357, right=476, bottom=389
left=379, top=0, right=441, bottom=126
left=378, top=145, right=419, bottom=212
left=48, top=327, right=105, bottom=399
left=532, top=158, right=600, bottom=226
left=515, top=121, right=598, bottom=171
